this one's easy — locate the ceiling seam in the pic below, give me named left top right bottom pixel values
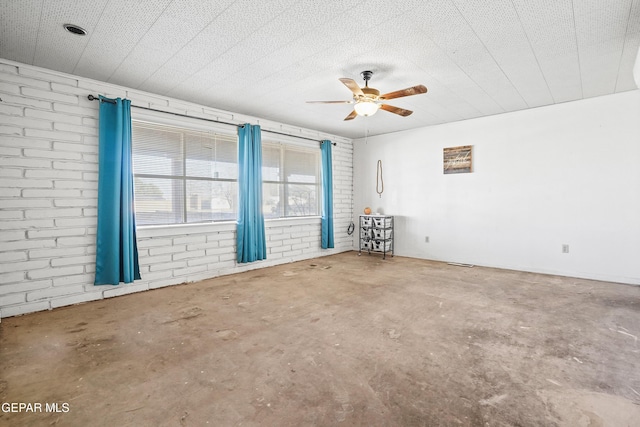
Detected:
left=613, top=0, right=635, bottom=92
left=194, top=0, right=354, bottom=96
left=570, top=0, right=584, bottom=99
left=135, top=0, right=240, bottom=92
left=450, top=0, right=530, bottom=109
left=400, top=44, right=470, bottom=122
left=416, top=8, right=503, bottom=114
left=160, top=0, right=302, bottom=97
left=71, top=0, right=110, bottom=75
left=105, top=0, right=176, bottom=84
left=409, top=29, right=484, bottom=120
left=30, top=0, right=45, bottom=64
left=509, top=0, right=556, bottom=104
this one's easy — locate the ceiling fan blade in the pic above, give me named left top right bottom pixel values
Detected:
left=380, top=104, right=413, bottom=117
left=379, top=85, right=427, bottom=100
left=339, top=78, right=364, bottom=97
left=344, top=110, right=358, bottom=121
left=306, top=100, right=353, bottom=104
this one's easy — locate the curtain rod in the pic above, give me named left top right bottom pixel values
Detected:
left=87, top=95, right=335, bottom=145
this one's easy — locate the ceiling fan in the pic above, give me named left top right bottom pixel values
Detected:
left=307, top=71, right=427, bottom=121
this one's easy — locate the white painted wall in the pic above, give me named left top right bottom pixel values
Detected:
left=0, top=59, right=354, bottom=318
left=354, top=90, right=640, bottom=285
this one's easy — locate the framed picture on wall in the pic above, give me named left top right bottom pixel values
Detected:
left=443, top=145, right=472, bottom=174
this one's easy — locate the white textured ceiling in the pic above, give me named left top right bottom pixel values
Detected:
left=1, top=0, right=639, bottom=139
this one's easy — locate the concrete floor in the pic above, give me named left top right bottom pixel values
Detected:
left=1, top=252, right=640, bottom=426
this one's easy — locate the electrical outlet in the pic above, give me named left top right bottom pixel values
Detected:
left=562, top=244, right=569, bottom=253
left=425, top=236, right=429, bottom=243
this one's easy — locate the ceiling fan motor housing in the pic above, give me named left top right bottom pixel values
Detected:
left=361, top=87, right=380, bottom=99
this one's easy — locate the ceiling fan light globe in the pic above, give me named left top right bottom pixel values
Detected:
left=354, top=101, right=380, bottom=117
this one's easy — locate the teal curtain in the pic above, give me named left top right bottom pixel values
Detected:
left=237, top=124, right=267, bottom=263
left=94, top=96, right=141, bottom=285
left=321, top=140, right=334, bottom=249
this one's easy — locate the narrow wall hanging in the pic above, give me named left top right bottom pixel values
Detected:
left=376, top=160, right=384, bottom=197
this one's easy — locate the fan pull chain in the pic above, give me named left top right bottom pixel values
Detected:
left=376, top=160, right=384, bottom=198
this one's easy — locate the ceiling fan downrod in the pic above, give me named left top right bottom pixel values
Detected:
left=361, top=70, right=374, bottom=87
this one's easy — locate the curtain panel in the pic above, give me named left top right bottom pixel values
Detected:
left=236, top=124, right=267, bottom=263
left=321, top=140, right=334, bottom=249
left=94, top=96, right=141, bottom=285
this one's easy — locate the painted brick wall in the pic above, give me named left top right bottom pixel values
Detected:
left=0, top=59, right=354, bottom=318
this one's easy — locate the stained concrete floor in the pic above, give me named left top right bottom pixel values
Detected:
left=1, top=252, right=640, bottom=426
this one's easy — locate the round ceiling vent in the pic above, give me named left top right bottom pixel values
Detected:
left=63, top=24, right=87, bottom=36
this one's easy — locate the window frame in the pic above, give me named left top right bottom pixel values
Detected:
left=261, top=139, right=322, bottom=219
left=131, top=115, right=239, bottom=226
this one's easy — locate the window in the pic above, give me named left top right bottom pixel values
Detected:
left=262, top=141, right=320, bottom=218
left=132, top=121, right=238, bottom=225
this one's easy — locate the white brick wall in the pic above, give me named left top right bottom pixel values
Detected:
left=0, top=59, right=354, bottom=319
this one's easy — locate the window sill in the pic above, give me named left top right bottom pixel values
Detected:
left=266, top=216, right=321, bottom=226
left=136, top=216, right=321, bottom=238
left=137, top=221, right=237, bottom=238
